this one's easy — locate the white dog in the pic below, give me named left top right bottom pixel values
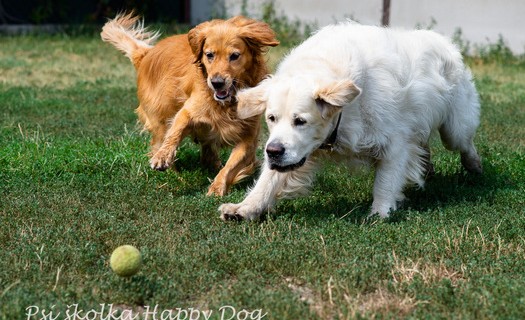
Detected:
left=219, top=23, right=482, bottom=220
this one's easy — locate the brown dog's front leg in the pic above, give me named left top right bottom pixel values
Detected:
left=207, top=117, right=260, bottom=196
left=207, top=140, right=258, bottom=196
left=150, top=108, right=191, bottom=171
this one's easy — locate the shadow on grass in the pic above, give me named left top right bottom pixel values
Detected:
left=403, top=160, right=509, bottom=210
left=159, top=141, right=260, bottom=198
left=270, top=159, right=511, bottom=225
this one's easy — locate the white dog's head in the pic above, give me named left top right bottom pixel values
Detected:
left=236, top=76, right=361, bottom=171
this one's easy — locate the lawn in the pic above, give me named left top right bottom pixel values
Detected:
left=1, top=32, right=524, bottom=320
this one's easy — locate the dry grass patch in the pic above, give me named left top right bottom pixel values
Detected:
left=342, top=287, right=421, bottom=319
left=391, top=251, right=467, bottom=287
left=335, top=253, right=467, bottom=318
left=440, top=219, right=525, bottom=260
left=286, top=275, right=422, bottom=319
left=285, top=277, right=331, bottom=319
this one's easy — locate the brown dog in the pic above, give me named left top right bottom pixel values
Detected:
left=101, top=13, right=279, bottom=195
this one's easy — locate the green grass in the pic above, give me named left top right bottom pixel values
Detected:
left=1, top=34, right=525, bottom=320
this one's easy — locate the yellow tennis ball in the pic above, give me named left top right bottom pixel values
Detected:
left=110, top=245, right=142, bottom=277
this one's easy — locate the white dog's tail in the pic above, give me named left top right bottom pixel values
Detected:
left=100, top=12, right=160, bottom=69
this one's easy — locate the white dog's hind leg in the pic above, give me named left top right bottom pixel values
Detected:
left=439, top=75, right=483, bottom=174
left=440, top=122, right=482, bottom=174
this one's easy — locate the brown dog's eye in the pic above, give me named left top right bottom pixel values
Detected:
left=205, top=52, right=214, bottom=61
left=229, top=52, right=240, bottom=61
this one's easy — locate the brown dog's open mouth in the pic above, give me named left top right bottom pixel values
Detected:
left=214, top=87, right=233, bottom=100
left=213, top=80, right=237, bottom=101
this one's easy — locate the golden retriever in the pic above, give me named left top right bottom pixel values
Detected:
left=101, top=13, right=278, bottom=196
left=219, top=23, right=482, bottom=221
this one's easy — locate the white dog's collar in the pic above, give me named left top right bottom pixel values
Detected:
left=319, top=112, right=342, bottom=151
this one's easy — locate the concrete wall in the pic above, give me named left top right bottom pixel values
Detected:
left=223, top=0, right=525, bottom=54
left=191, top=0, right=226, bottom=24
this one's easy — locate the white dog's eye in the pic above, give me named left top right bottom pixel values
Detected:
left=293, top=117, right=307, bottom=126
left=268, top=114, right=276, bottom=122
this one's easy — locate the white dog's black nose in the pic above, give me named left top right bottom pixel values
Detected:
left=266, top=142, right=285, bottom=159
left=211, top=76, right=226, bottom=90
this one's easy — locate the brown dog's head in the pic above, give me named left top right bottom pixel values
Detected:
left=188, top=16, right=279, bottom=103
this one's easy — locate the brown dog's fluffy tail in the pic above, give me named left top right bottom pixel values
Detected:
left=100, top=12, right=160, bottom=69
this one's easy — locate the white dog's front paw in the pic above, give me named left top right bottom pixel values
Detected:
left=368, top=210, right=390, bottom=219
left=219, top=202, right=263, bottom=221
left=370, top=202, right=395, bottom=219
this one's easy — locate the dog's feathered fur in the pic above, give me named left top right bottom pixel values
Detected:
left=101, top=13, right=279, bottom=196
left=219, top=22, right=482, bottom=220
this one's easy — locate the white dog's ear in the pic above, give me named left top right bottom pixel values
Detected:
left=314, top=80, right=361, bottom=119
left=236, top=78, right=272, bottom=119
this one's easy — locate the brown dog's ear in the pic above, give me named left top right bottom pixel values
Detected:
left=236, top=78, right=273, bottom=119
left=228, top=16, right=280, bottom=51
left=188, top=21, right=212, bottom=61
left=314, top=80, right=361, bottom=119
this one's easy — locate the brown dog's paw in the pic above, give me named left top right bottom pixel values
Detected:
left=206, top=181, right=228, bottom=197
left=149, top=149, right=176, bottom=171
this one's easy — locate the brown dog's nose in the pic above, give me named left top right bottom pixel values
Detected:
left=266, top=142, right=285, bottom=160
left=211, top=76, right=226, bottom=90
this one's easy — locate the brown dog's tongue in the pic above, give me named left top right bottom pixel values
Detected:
left=217, top=89, right=229, bottom=99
